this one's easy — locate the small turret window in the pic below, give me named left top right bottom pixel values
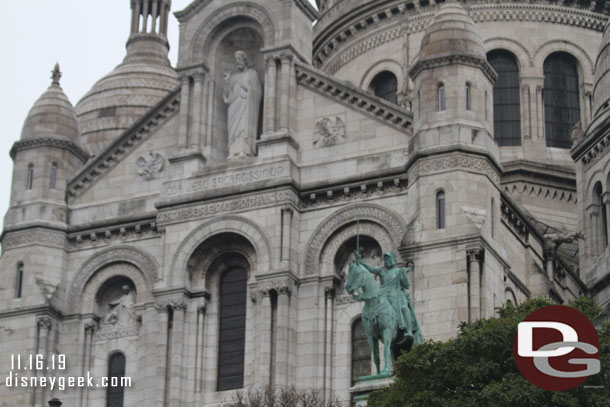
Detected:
left=466, top=83, right=472, bottom=111
left=16, top=263, right=24, bottom=298
left=50, top=163, right=57, bottom=190
left=438, top=84, right=446, bottom=112
left=26, top=164, right=34, bottom=190
left=437, top=190, right=446, bottom=229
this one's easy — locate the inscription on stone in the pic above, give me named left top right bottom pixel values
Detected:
left=163, top=163, right=288, bottom=197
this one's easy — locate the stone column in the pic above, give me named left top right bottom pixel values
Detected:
left=131, top=0, right=141, bottom=34
left=521, top=84, right=531, bottom=140
left=281, top=208, right=293, bottom=264
left=544, top=245, right=555, bottom=282
left=258, top=289, right=272, bottom=387
left=189, top=72, right=205, bottom=149
left=205, top=80, right=215, bottom=148
left=323, top=286, right=335, bottom=402
left=585, top=91, right=593, bottom=126
left=466, top=249, right=482, bottom=322
left=274, top=286, right=291, bottom=387
left=264, top=55, right=278, bottom=134
left=150, top=0, right=159, bottom=33
left=592, top=211, right=600, bottom=256
left=278, top=54, right=293, bottom=131
left=81, top=321, right=96, bottom=406
left=35, top=317, right=52, bottom=407
left=178, top=76, right=191, bottom=149
left=535, top=84, right=544, bottom=141
left=604, top=193, right=610, bottom=248
left=168, top=301, right=186, bottom=407
left=155, top=303, right=169, bottom=407
left=142, top=0, right=150, bottom=32
left=195, top=301, right=208, bottom=394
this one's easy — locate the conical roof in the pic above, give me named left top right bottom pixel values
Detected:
left=21, top=64, right=80, bottom=144
left=593, top=22, right=610, bottom=117
left=419, top=2, right=486, bottom=60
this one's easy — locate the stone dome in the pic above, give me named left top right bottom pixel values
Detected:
left=75, top=35, right=179, bottom=155
left=593, top=21, right=610, bottom=117
left=418, top=2, right=486, bottom=60
left=21, top=64, right=80, bottom=144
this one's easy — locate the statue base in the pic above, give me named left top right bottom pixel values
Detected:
left=350, top=375, right=392, bottom=407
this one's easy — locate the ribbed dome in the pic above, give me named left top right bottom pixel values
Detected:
left=593, top=22, right=610, bottom=117
left=75, top=35, right=179, bottom=156
left=419, top=2, right=485, bottom=60
left=21, top=64, right=80, bottom=144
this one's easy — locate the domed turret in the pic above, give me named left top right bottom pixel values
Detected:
left=21, top=64, right=80, bottom=144
left=75, top=0, right=179, bottom=156
left=593, top=22, right=610, bottom=117
left=418, top=2, right=486, bottom=61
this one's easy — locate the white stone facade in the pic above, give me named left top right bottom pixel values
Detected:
left=1, top=1, right=608, bottom=406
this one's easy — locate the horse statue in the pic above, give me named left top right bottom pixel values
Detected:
left=345, top=255, right=421, bottom=377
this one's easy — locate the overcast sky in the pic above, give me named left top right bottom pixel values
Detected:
left=0, top=0, right=317, bottom=233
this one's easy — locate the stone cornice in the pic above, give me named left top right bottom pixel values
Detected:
left=571, top=108, right=610, bottom=168
left=174, top=0, right=210, bottom=23
left=67, top=87, right=181, bottom=200
left=295, top=61, right=412, bottom=132
left=294, top=0, right=320, bottom=22
left=408, top=53, right=497, bottom=83
left=10, top=137, right=89, bottom=163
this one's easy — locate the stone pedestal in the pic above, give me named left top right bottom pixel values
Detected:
left=350, top=376, right=392, bottom=406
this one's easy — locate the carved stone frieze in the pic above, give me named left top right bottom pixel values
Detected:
left=501, top=200, right=530, bottom=243
left=68, top=221, right=160, bottom=249
left=2, top=229, right=66, bottom=250
left=95, top=326, right=139, bottom=341
left=256, top=278, right=297, bottom=296
left=335, top=294, right=356, bottom=305
left=157, top=189, right=299, bottom=224
left=581, top=131, right=610, bottom=170
left=313, top=117, right=346, bottom=147
left=408, top=154, right=501, bottom=185
left=503, top=182, right=577, bottom=204
left=136, top=152, right=165, bottom=179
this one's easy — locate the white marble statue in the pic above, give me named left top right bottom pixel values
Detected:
left=223, top=50, right=262, bottom=159
left=103, top=285, right=135, bottom=327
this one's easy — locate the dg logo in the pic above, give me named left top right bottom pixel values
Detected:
left=514, top=305, right=601, bottom=391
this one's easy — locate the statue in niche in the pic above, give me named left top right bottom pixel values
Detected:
left=103, top=285, right=135, bottom=327
left=223, top=50, right=262, bottom=159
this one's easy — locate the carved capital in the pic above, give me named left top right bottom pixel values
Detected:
left=467, top=248, right=483, bottom=264
left=37, top=317, right=53, bottom=330
left=259, top=288, right=271, bottom=297
left=324, top=286, right=336, bottom=299
left=264, top=53, right=278, bottom=66
left=278, top=286, right=292, bottom=297
left=192, top=72, right=206, bottom=83
left=84, top=321, right=97, bottom=334
left=169, top=300, right=187, bottom=311
left=279, top=53, right=294, bottom=64
left=197, top=300, right=208, bottom=314
left=154, top=301, right=169, bottom=313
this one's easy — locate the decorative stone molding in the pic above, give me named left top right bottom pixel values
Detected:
left=136, top=152, right=165, bottom=179
left=501, top=200, right=530, bottom=243
left=335, top=294, right=356, bottom=305
left=580, top=130, right=610, bottom=170
left=483, top=37, right=532, bottom=66
left=68, top=220, right=160, bottom=249
left=191, top=2, right=276, bottom=64
left=533, top=38, right=595, bottom=74
left=256, top=278, right=297, bottom=296
left=68, top=88, right=180, bottom=199
left=467, top=247, right=484, bottom=264
left=68, top=246, right=159, bottom=312
left=295, top=61, right=412, bottom=132
left=503, top=182, right=577, bottom=204
left=10, top=137, right=89, bottom=162
left=302, top=176, right=407, bottom=209
left=313, top=117, right=346, bottom=147
left=409, top=54, right=497, bottom=83
left=170, top=215, right=272, bottom=287
left=84, top=321, right=97, bottom=333
left=2, top=229, right=66, bottom=250
left=95, top=326, right=139, bottom=341
left=408, top=154, right=501, bottom=185
left=157, top=189, right=299, bottom=225
left=304, top=203, right=407, bottom=275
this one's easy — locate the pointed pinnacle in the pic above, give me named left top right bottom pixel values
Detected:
left=51, top=63, right=62, bottom=86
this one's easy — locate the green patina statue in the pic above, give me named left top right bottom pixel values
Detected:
left=345, top=251, right=422, bottom=378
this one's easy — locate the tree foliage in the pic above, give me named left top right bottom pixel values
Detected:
left=368, top=296, right=610, bottom=407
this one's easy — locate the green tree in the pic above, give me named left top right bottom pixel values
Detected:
left=368, top=296, right=610, bottom=407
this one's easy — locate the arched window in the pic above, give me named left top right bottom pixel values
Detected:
left=16, top=263, right=24, bottom=298
left=351, top=317, right=371, bottom=384
left=217, top=267, right=247, bottom=391
left=437, top=191, right=446, bottom=229
left=465, top=83, right=472, bottom=111
left=543, top=52, right=580, bottom=148
left=594, top=183, right=608, bottom=249
left=487, top=50, right=521, bottom=146
left=26, top=164, right=34, bottom=190
left=50, top=162, right=57, bottom=189
left=438, top=83, right=446, bottom=112
left=369, top=71, right=398, bottom=104
left=107, top=352, right=126, bottom=407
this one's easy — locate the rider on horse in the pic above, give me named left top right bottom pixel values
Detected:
left=356, top=252, right=422, bottom=345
